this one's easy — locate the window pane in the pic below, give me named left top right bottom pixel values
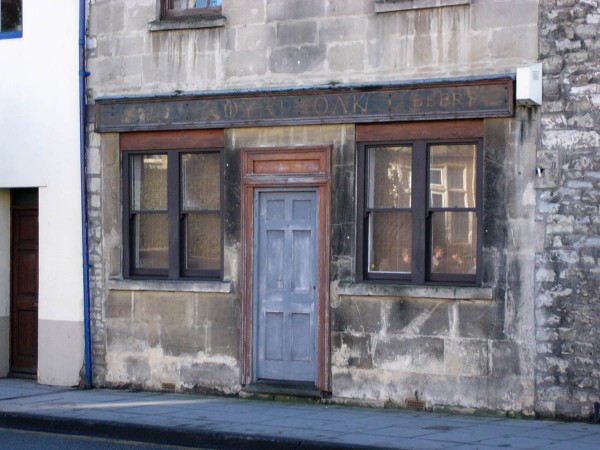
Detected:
left=167, top=0, right=221, bottom=10
left=368, top=212, right=412, bottom=273
left=367, top=146, right=412, bottom=208
left=131, top=154, right=168, bottom=211
left=185, top=213, right=222, bottom=271
left=431, top=212, right=477, bottom=274
left=134, top=214, right=169, bottom=269
left=1, top=0, right=22, bottom=32
left=181, top=153, right=220, bottom=210
left=429, top=144, right=476, bottom=208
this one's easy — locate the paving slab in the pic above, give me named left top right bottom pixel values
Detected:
left=0, top=378, right=599, bottom=449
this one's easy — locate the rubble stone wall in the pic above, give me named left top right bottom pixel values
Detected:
left=535, top=0, right=600, bottom=419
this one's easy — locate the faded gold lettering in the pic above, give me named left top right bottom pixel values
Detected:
left=412, top=93, right=423, bottom=111
left=259, top=99, right=279, bottom=118
left=440, top=94, right=451, bottom=107
left=223, top=100, right=239, bottom=119
left=452, top=93, right=464, bottom=106
left=241, top=101, right=254, bottom=119
left=314, top=96, right=329, bottom=114
left=332, top=95, right=348, bottom=114
left=353, top=94, right=369, bottom=114
left=466, top=91, right=477, bottom=107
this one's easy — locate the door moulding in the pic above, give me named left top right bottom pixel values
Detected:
left=241, top=146, right=331, bottom=393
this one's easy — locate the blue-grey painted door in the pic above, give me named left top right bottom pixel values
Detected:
left=254, top=189, right=318, bottom=383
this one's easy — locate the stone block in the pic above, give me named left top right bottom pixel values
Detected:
left=328, top=43, right=365, bottom=72
left=234, top=24, right=276, bottom=51
left=161, top=325, right=206, bottom=357
left=89, top=2, right=125, bottom=35
left=105, top=290, right=132, bottom=319
left=225, top=0, right=265, bottom=26
left=269, top=45, right=326, bottom=74
left=331, top=298, right=381, bottom=333
left=327, top=0, right=374, bottom=16
left=444, top=338, right=489, bottom=376
left=125, top=357, right=151, bottom=383
left=135, top=292, right=195, bottom=326
left=491, top=341, right=521, bottom=377
left=208, top=325, right=239, bottom=359
left=201, top=296, right=240, bottom=328
left=472, top=0, right=538, bottom=30
left=180, top=361, right=239, bottom=390
left=320, top=16, right=367, bottom=42
left=224, top=49, right=268, bottom=78
left=331, top=224, right=353, bottom=263
left=266, top=0, right=326, bottom=22
left=386, top=299, right=450, bottom=336
left=490, top=25, right=539, bottom=61
left=341, top=333, right=373, bottom=369
left=373, top=336, right=444, bottom=373
left=105, top=320, right=157, bottom=353
left=276, top=21, right=317, bottom=46
left=133, top=322, right=160, bottom=348
left=457, top=302, right=498, bottom=339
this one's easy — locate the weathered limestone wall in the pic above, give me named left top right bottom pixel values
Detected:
left=535, top=1, right=600, bottom=419
left=86, top=130, right=241, bottom=392
left=87, top=0, right=538, bottom=97
left=331, top=110, right=540, bottom=413
left=86, top=0, right=542, bottom=413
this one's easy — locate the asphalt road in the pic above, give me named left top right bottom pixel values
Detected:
left=0, top=427, right=203, bottom=450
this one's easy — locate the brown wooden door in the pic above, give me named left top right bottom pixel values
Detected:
left=10, top=202, right=39, bottom=375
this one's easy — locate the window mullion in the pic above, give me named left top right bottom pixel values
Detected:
left=168, top=150, right=180, bottom=279
left=412, top=142, right=427, bottom=284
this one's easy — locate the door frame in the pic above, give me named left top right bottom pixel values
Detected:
left=241, top=146, right=331, bottom=392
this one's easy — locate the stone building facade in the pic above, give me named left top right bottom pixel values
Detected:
left=84, top=0, right=598, bottom=419
left=535, top=0, right=600, bottom=419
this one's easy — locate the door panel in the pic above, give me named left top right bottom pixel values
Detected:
left=10, top=206, right=39, bottom=375
left=255, top=190, right=318, bottom=383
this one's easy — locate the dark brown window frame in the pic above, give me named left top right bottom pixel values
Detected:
left=161, top=0, right=223, bottom=19
left=356, top=121, right=484, bottom=286
left=121, top=130, right=224, bottom=281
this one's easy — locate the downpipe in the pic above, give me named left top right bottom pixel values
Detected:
left=79, top=0, right=92, bottom=389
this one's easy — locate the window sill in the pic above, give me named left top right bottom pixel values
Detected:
left=108, top=278, right=232, bottom=294
left=337, top=282, right=492, bottom=301
left=374, top=0, right=470, bottom=13
left=149, top=15, right=226, bottom=32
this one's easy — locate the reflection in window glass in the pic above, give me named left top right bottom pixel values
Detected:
left=167, top=0, right=221, bottom=10
left=0, top=0, right=22, bottom=34
left=429, top=144, right=476, bottom=208
left=135, top=214, right=169, bottom=269
left=367, top=146, right=412, bottom=209
left=131, top=155, right=168, bottom=211
left=185, top=213, right=222, bottom=271
left=181, top=153, right=220, bottom=211
left=431, top=211, right=477, bottom=274
left=368, top=212, right=412, bottom=273
left=429, top=144, right=477, bottom=276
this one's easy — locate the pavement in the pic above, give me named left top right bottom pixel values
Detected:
left=0, top=378, right=598, bottom=449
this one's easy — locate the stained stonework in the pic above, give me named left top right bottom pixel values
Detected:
left=86, top=0, right=544, bottom=415
left=535, top=0, right=600, bottom=420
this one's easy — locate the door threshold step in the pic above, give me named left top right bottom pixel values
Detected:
left=242, top=381, right=323, bottom=399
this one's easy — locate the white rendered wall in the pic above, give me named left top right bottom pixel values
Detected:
left=0, top=1, right=84, bottom=385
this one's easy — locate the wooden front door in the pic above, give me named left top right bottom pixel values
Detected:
left=10, top=191, right=39, bottom=375
left=254, top=189, right=319, bottom=383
